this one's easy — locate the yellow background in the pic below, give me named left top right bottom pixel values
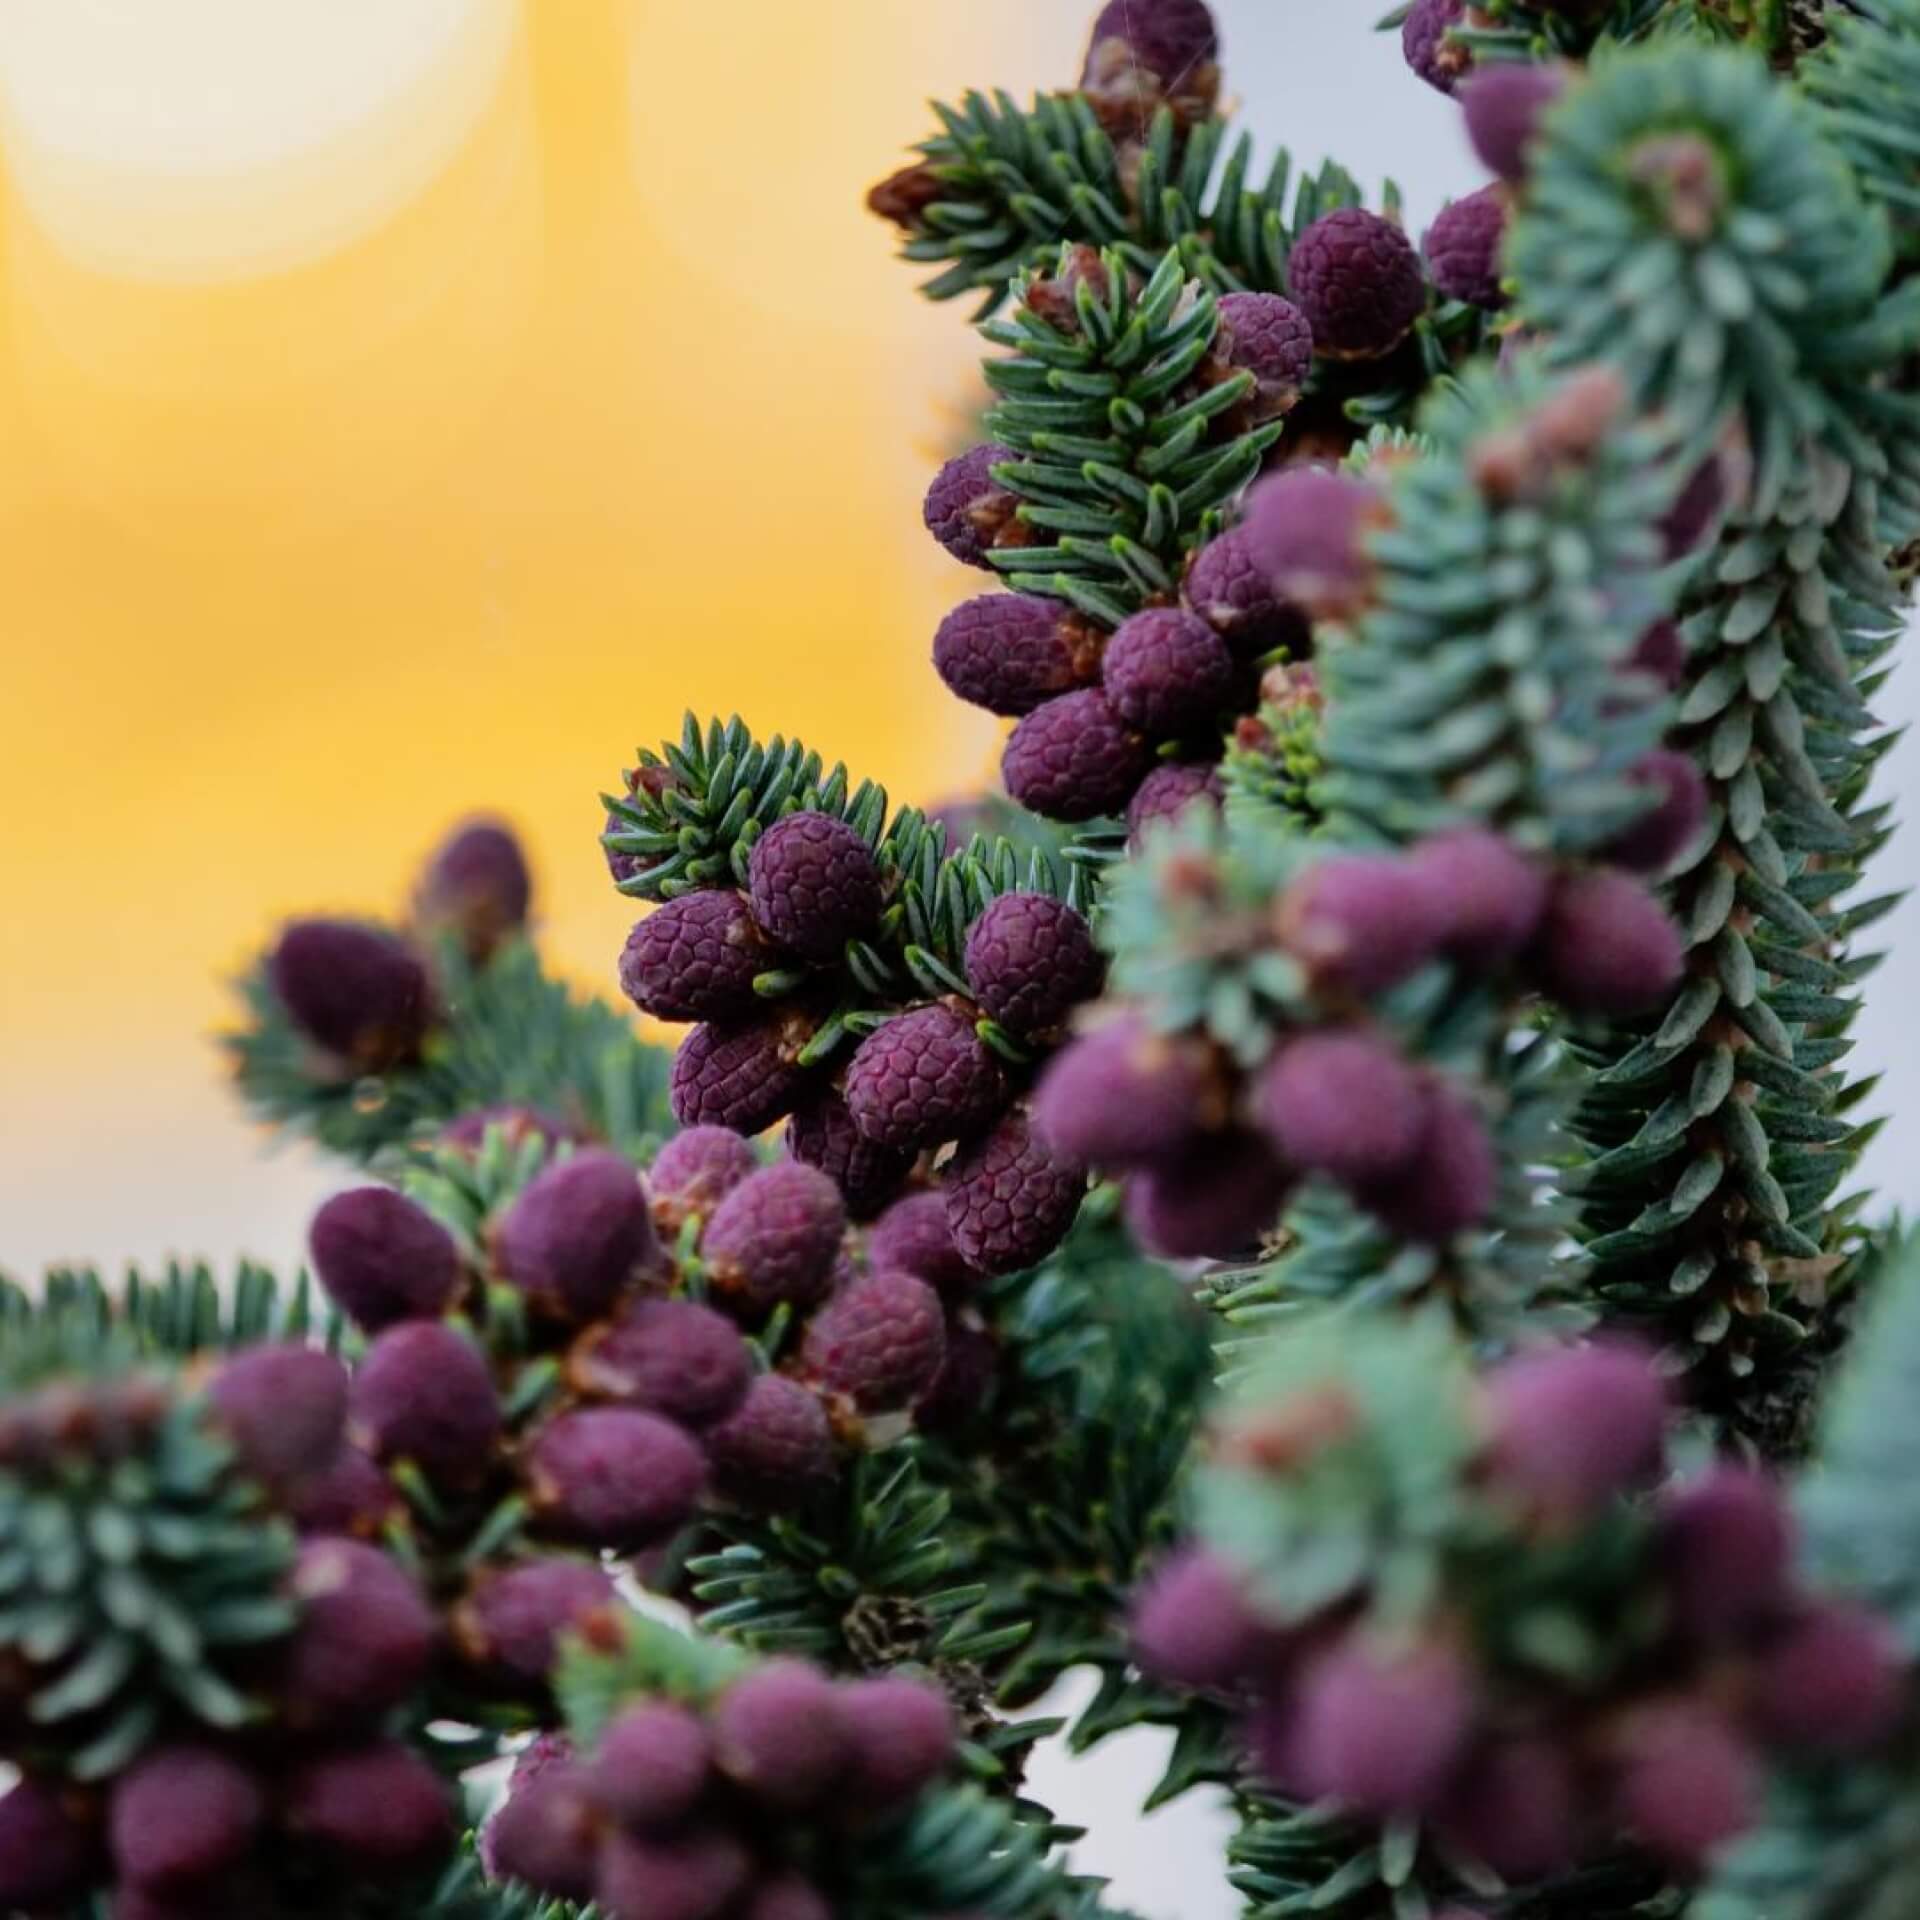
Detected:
left=0, top=1, right=1094, bottom=1257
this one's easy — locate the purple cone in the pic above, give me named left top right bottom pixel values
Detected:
left=1257, top=1031, right=1428, bottom=1186
left=1407, top=827, right=1549, bottom=968
left=870, top=1190, right=981, bottom=1296
left=457, top=1557, right=618, bottom=1686
left=704, top=1374, right=838, bottom=1505
left=842, top=1004, right=1006, bottom=1152
left=1531, top=868, right=1685, bottom=1015
left=700, top=1161, right=847, bottom=1316
left=414, top=817, right=532, bottom=962
left=944, top=1111, right=1088, bottom=1275
left=1403, top=0, right=1469, bottom=93
left=1605, top=749, right=1709, bottom=874
left=1102, top=607, right=1236, bottom=734
left=1424, top=186, right=1508, bottom=310
left=1212, top=292, right=1314, bottom=421
left=280, top=1537, right=437, bottom=1729
left=670, top=1013, right=811, bottom=1135
left=268, top=918, right=432, bottom=1069
left=351, top=1320, right=502, bottom=1486
left=1131, top=1547, right=1277, bottom=1692
left=1184, top=529, right=1313, bottom=657
left=712, top=1661, right=851, bottom=1810
left=619, top=890, right=772, bottom=1023
left=1240, top=466, right=1387, bottom=623
left=1483, top=1339, right=1669, bottom=1518
left=1123, top=1130, right=1291, bottom=1260
left=595, top=1826, right=752, bottom=1920
left=308, top=1185, right=463, bottom=1333
left=924, top=443, right=1019, bottom=569
left=569, top=1296, right=753, bottom=1427
left=1032, top=1014, right=1214, bottom=1169
left=838, top=1675, right=956, bottom=1807
left=786, top=1088, right=916, bottom=1221
left=527, top=1408, right=707, bottom=1549
left=1659, top=1465, right=1796, bottom=1642
left=1285, top=208, right=1426, bottom=360
left=1612, top=1701, right=1757, bottom=1872
left=284, top=1740, right=454, bottom=1868
left=933, top=593, right=1093, bottom=718
left=747, top=811, right=883, bottom=962
left=1361, top=1079, right=1499, bottom=1243
left=1002, top=689, right=1154, bottom=822
left=1462, top=62, right=1566, bottom=184
left=802, top=1270, right=948, bottom=1412
left=208, top=1343, right=348, bottom=1495
left=110, top=1744, right=264, bottom=1890
left=1754, top=1603, right=1906, bottom=1753
left=496, top=1148, right=658, bottom=1322
left=963, top=891, right=1102, bottom=1037
left=1275, top=851, right=1450, bottom=997
left=1126, top=761, right=1225, bottom=849
left=587, top=1702, right=713, bottom=1831
left=0, top=1778, right=93, bottom=1909
left=648, top=1124, right=760, bottom=1229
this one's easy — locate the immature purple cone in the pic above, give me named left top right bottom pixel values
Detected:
left=1627, top=617, right=1688, bottom=693
left=1127, top=761, right=1225, bottom=849
left=1124, top=1130, right=1291, bottom=1260
left=838, top=1675, right=956, bottom=1807
left=1613, top=1700, right=1756, bottom=1871
left=1605, top=749, right=1710, bottom=873
left=280, top=1536, right=437, bottom=1729
left=1659, top=1465, right=1795, bottom=1639
left=1754, top=1602, right=1906, bottom=1752
left=1363, top=1079, right=1500, bottom=1243
left=924, top=443, right=1019, bottom=569
left=527, top=1408, right=707, bottom=1548
left=414, top=817, right=532, bottom=961
left=963, top=891, right=1102, bottom=1036
left=588, top=1702, right=713, bottom=1830
left=496, top=1148, right=658, bottom=1321
left=1102, top=607, right=1236, bottom=734
left=285, top=1740, right=454, bottom=1867
left=111, top=1744, right=263, bottom=1891
left=456, top=1557, right=619, bottom=1685
left=1482, top=1340, right=1668, bottom=1518
left=917, top=1320, right=1000, bottom=1431
left=670, top=1012, right=810, bottom=1134
left=1131, top=1546, right=1275, bottom=1692
left=571, top=1296, right=752, bottom=1427
left=1183, top=529, right=1312, bottom=657
left=1662, top=449, right=1739, bottom=559
left=208, top=1342, right=348, bottom=1495
left=1423, top=186, right=1507, bottom=310
left=1257, top=1031, right=1427, bottom=1185
left=944, top=1111, right=1088, bottom=1274
left=268, top=918, right=433, bottom=1069
left=649, top=1124, right=759, bottom=1230
left=1282, top=1635, right=1474, bottom=1812
left=289, top=1445, right=398, bottom=1538
left=1212, top=292, right=1315, bottom=422
left=1083, top=0, right=1218, bottom=88
left=802, top=1270, right=948, bottom=1412
left=1434, top=1735, right=1578, bottom=1882
left=786, top=1088, right=915, bottom=1220
left=596, top=1827, right=753, bottom=1920
left=309, top=1185, right=463, bottom=1332
left=870, top=1190, right=980, bottom=1296
left=701, top=1161, right=847, bottom=1314
left=713, top=1661, right=851, bottom=1810
left=1531, top=868, right=1685, bottom=1015
left=1275, top=1637, right=1475, bottom=1816
left=1285, top=208, right=1425, bottom=360
left=933, top=593, right=1093, bottom=717
left=1462, top=62, right=1566, bottom=184
left=747, top=811, right=883, bottom=962
left=742, top=1874, right=833, bottom=1920
left=1275, top=852, right=1448, bottom=997
left=843, top=1003, right=1005, bottom=1151
left=619, top=890, right=772, bottom=1022
left=704, top=1373, right=837, bottom=1504
left=1002, top=689, right=1155, bottom=821
left=0, top=1778, right=93, bottom=1909
left=1403, top=0, right=1469, bottom=93
left=351, top=1320, right=503, bottom=1485
left=484, top=1745, right=597, bottom=1901
left=1407, top=827, right=1549, bottom=968
left=1240, top=467, right=1388, bottom=623
left=1032, top=1014, right=1214, bottom=1168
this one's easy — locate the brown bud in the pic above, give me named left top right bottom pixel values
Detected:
left=866, top=163, right=945, bottom=231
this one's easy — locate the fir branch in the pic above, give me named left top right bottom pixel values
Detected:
left=875, top=91, right=1380, bottom=314
left=227, top=934, right=672, bottom=1167
left=978, top=245, right=1286, bottom=627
